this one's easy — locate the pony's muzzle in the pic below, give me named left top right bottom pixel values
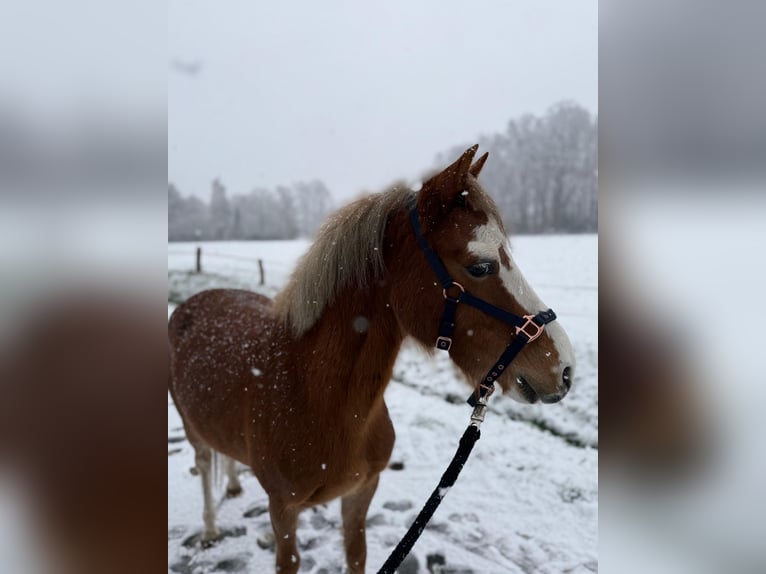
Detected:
left=538, top=365, right=574, bottom=404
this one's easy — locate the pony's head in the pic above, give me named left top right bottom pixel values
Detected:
left=390, top=145, right=575, bottom=404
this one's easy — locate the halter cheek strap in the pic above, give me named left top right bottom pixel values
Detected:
left=409, top=206, right=557, bottom=406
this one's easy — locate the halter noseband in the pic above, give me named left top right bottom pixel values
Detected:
left=409, top=205, right=557, bottom=406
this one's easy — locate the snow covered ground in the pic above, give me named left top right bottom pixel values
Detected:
left=168, top=234, right=598, bottom=573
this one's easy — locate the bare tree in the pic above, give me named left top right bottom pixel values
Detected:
left=209, top=178, right=232, bottom=240
left=169, top=183, right=208, bottom=241
left=439, top=102, right=597, bottom=233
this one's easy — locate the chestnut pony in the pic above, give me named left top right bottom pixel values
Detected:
left=168, top=146, right=575, bottom=573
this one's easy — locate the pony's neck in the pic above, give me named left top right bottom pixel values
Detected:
left=301, top=282, right=404, bottom=415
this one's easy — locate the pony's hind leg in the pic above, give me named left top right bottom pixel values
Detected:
left=193, top=445, right=220, bottom=546
left=178, top=410, right=221, bottom=547
left=341, top=474, right=380, bottom=574
left=224, top=455, right=243, bottom=498
left=268, top=499, right=300, bottom=574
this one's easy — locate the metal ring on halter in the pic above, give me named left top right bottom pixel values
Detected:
left=515, top=314, right=545, bottom=342
left=442, top=282, right=465, bottom=301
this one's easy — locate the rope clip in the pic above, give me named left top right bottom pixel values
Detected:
left=470, top=397, right=489, bottom=428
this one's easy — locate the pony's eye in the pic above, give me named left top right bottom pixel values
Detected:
left=466, top=262, right=496, bottom=278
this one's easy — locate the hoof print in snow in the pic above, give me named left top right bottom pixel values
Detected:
left=383, top=500, right=413, bottom=512
left=425, top=521, right=449, bottom=533
left=316, top=566, right=343, bottom=574
left=169, top=555, right=194, bottom=574
left=383, top=533, right=402, bottom=546
left=398, top=553, right=420, bottom=573
left=168, top=447, right=182, bottom=456
left=309, top=512, right=332, bottom=529
left=168, top=525, right=187, bottom=540
left=168, top=435, right=186, bottom=444
left=445, top=393, right=464, bottom=405
left=388, top=461, right=405, bottom=471
left=213, top=557, right=249, bottom=572
left=183, top=526, right=247, bottom=549
left=243, top=504, right=269, bottom=518
left=220, top=526, right=247, bottom=539
left=448, top=512, right=479, bottom=524
left=181, top=532, right=206, bottom=548
left=426, top=552, right=474, bottom=573
left=365, top=512, right=387, bottom=527
left=298, top=536, right=322, bottom=551
left=299, top=555, right=316, bottom=571
left=559, top=486, right=584, bottom=503
left=256, top=531, right=275, bottom=551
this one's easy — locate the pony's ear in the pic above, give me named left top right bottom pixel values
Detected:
left=469, top=152, right=489, bottom=177
left=417, top=144, right=478, bottom=230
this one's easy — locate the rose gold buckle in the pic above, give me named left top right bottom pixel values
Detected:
left=478, top=381, right=495, bottom=399
left=442, top=282, right=465, bottom=300
left=435, top=336, right=452, bottom=351
left=515, top=315, right=545, bottom=342
left=470, top=383, right=495, bottom=408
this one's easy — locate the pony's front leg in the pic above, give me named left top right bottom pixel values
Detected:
left=268, top=499, right=300, bottom=574
left=342, top=474, right=380, bottom=574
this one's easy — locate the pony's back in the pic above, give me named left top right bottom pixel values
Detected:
left=168, top=288, right=281, bottom=464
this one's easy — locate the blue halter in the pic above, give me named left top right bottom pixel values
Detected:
left=409, top=206, right=557, bottom=406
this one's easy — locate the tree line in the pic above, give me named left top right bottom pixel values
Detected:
left=438, top=101, right=597, bottom=234
left=168, top=101, right=597, bottom=241
left=168, top=179, right=333, bottom=241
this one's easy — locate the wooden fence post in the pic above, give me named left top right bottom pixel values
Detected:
left=258, top=259, right=265, bottom=285
left=196, top=247, right=202, bottom=273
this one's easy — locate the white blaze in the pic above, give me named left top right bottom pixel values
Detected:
left=467, top=222, right=575, bottom=370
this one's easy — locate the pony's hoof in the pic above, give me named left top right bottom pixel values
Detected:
left=200, top=537, right=218, bottom=549
left=226, top=485, right=243, bottom=498
left=200, top=528, right=221, bottom=549
left=256, top=531, right=275, bottom=551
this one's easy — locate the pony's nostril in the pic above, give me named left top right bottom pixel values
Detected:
left=562, top=366, right=573, bottom=390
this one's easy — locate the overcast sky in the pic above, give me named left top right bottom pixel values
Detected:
left=169, top=0, right=597, bottom=202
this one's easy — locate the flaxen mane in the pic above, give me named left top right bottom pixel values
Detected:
left=274, top=185, right=414, bottom=335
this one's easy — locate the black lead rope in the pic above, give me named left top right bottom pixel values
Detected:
left=376, top=206, right=560, bottom=572
left=377, top=422, right=482, bottom=574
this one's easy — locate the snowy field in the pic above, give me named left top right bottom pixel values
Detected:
left=168, top=234, right=598, bottom=573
